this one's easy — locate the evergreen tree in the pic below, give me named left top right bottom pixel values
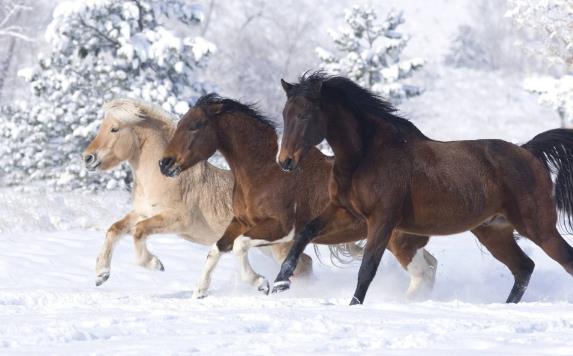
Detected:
left=316, top=6, right=424, bottom=104
left=0, top=0, right=215, bottom=190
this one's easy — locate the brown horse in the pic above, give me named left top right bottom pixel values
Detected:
left=82, top=98, right=312, bottom=288
left=273, top=72, right=573, bottom=304
left=160, top=94, right=437, bottom=298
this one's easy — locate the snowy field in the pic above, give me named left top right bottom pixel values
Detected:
left=1, top=188, right=573, bottom=355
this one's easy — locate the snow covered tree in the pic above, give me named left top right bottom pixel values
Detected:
left=0, top=0, right=215, bottom=190
left=507, top=0, right=573, bottom=126
left=316, top=6, right=424, bottom=104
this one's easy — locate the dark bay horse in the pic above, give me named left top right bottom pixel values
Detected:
left=159, top=94, right=437, bottom=297
left=273, top=72, right=573, bottom=304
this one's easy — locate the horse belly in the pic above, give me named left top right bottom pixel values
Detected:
left=404, top=174, right=501, bottom=235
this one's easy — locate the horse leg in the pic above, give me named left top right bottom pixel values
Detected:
left=471, top=224, right=535, bottom=303
left=271, top=203, right=349, bottom=293
left=232, top=236, right=273, bottom=294
left=387, top=232, right=436, bottom=300
left=516, top=222, right=573, bottom=278
left=350, top=213, right=397, bottom=305
left=508, top=191, right=573, bottom=279
left=270, top=242, right=313, bottom=277
left=95, top=212, right=138, bottom=286
left=193, top=218, right=246, bottom=299
left=132, top=213, right=181, bottom=271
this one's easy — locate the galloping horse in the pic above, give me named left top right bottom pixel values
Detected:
left=160, top=94, right=438, bottom=298
left=273, top=72, right=573, bottom=304
left=83, top=98, right=312, bottom=287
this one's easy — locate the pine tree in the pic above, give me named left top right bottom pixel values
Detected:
left=507, top=0, right=573, bottom=126
left=316, top=6, right=424, bottom=104
left=0, top=0, right=215, bottom=190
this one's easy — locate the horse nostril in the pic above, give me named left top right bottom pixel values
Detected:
left=85, top=154, right=96, bottom=165
left=159, top=157, right=175, bottom=173
left=281, top=157, right=295, bottom=172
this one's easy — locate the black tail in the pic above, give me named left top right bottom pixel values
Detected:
left=522, top=129, right=573, bottom=230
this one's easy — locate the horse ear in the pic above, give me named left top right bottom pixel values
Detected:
left=281, top=79, right=294, bottom=95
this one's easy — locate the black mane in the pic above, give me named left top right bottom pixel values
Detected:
left=195, top=93, right=276, bottom=130
left=293, top=71, right=426, bottom=138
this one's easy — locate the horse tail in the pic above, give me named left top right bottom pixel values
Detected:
left=314, top=241, right=365, bottom=266
left=522, top=128, right=573, bottom=230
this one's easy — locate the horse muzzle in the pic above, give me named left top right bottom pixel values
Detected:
left=84, top=153, right=101, bottom=171
left=159, top=156, right=182, bottom=177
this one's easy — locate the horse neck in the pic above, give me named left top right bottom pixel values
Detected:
left=129, top=121, right=177, bottom=186
left=324, top=104, right=368, bottom=178
left=215, top=113, right=278, bottom=182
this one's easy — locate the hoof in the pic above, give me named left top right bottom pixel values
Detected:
left=192, top=289, right=208, bottom=299
left=349, top=296, right=362, bottom=305
left=143, top=256, right=165, bottom=271
left=271, top=280, right=290, bottom=294
left=257, top=278, right=270, bottom=295
left=95, top=271, right=110, bottom=286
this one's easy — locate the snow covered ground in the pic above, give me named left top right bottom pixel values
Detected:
left=1, top=188, right=573, bottom=355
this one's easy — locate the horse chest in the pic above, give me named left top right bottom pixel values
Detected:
left=330, top=175, right=365, bottom=218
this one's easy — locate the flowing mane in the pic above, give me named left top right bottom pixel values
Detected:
left=294, top=71, right=427, bottom=139
left=195, top=93, right=276, bottom=131
left=103, top=98, right=176, bottom=127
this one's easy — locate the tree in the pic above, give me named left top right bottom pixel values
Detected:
left=0, top=0, right=215, bottom=190
left=316, top=6, right=424, bottom=104
left=507, top=0, right=573, bottom=126
left=0, top=0, right=33, bottom=101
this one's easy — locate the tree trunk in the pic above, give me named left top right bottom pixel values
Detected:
left=0, top=36, right=16, bottom=102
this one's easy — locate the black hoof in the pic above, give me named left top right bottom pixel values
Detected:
left=271, top=280, right=291, bottom=294
left=349, top=296, right=362, bottom=305
left=258, top=279, right=270, bottom=295
left=95, top=272, right=110, bottom=286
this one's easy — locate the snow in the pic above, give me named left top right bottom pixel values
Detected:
left=1, top=188, right=573, bottom=354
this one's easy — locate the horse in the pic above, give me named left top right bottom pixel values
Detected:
left=273, top=71, right=573, bottom=305
left=159, top=94, right=438, bottom=298
left=82, top=98, right=313, bottom=289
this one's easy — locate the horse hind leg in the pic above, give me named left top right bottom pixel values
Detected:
left=508, top=191, right=573, bottom=279
left=471, top=224, right=535, bottom=303
left=519, top=223, right=573, bottom=278
left=387, top=232, right=436, bottom=300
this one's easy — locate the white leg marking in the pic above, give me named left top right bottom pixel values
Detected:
left=232, top=236, right=269, bottom=294
left=405, top=248, right=437, bottom=299
left=232, top=230, right=296, bottom=294
left=193, top=244, right=222, bottom=299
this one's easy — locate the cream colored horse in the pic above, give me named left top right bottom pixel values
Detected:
left=83, top=98, right=312, bottom=294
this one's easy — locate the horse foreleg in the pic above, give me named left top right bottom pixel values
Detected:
left=270, top=242, right=313, bottom=277
left=271, top=203, right=344, bottom=293
left=95, top=212, right=138, bottom=286
left=232, top=236, right=272, bottom=294
left=132, top=213, right=180, bottom=271
left=193, top=217, right=246, bottom=299
left=350, top=212, right=397, bottom=305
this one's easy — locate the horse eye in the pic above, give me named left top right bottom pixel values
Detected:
left=297, top=113, right=308, bottom=120
left=110, top=127, right=119, bottom=133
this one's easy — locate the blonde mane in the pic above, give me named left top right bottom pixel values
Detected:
left=103, top=98, right=178, bottom=127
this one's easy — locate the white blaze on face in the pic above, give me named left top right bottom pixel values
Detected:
left=276, top=134, right=284, bottom=164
